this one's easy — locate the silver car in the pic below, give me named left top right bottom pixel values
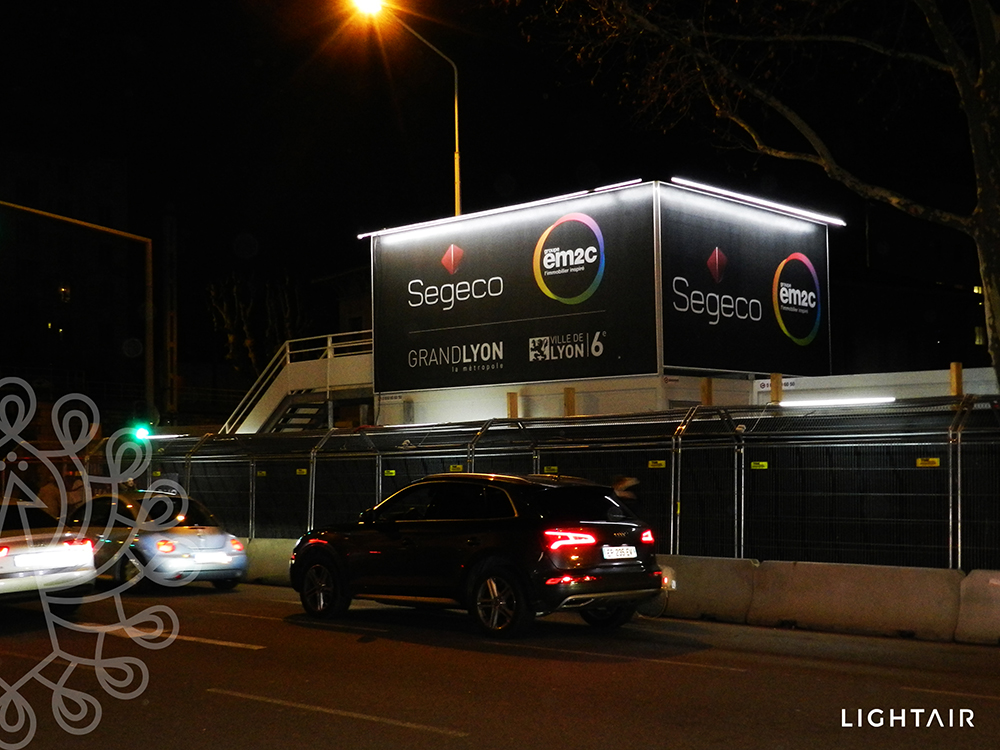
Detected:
left=0, top=501, right=96, bottom=615
left=70, top=489, right=248, bottom=590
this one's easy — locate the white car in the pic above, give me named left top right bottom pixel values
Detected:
left=0, top=502, right=96, bottom=615
left=70, top=489, right=248, bottom=590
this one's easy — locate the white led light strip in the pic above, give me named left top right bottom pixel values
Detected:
left=671, top=177, right=847, bottom=226
left=780, top=397, right=896, bottom=408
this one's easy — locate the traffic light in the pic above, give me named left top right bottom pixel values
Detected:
left=129, top=400, right=159, bottom=442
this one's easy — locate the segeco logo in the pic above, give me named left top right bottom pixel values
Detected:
left=672, top=247, right=764, bottom=325
left=533, top=213, right=606, bottom=305
left=772, top=252, right=822, bottom=346
left=408, top=243, right=504, bottom=312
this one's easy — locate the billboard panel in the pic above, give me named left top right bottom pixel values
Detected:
left=661, top=187, right=831, bottom=375
left=372, top=184, right=659, bottom=392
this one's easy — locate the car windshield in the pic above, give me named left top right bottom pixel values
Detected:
left=521, top=486, right=638, bottom=523
left=0, top=503, right=59, bottom=534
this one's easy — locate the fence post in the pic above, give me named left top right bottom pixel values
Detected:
left=249, top=458, right=257, bottom=541
left=670, top=408, right=697, bottom=555
left=564, top=387, right=576, bottom=416
left=770, top=373, right=783, bottom=404
left=507, top=392, right=519, bottom=419
left=735, top=423, right=746, bottom=559
left=951, top=362, right=964, bottom=397
left=701, top=377, right=714, bottom=406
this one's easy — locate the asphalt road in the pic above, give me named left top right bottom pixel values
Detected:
left=2, top=583, right=998, bottom=750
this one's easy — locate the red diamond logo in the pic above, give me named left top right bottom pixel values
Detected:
left=441, top=244, right=464, bottom=275
left=707, top=247, right=727, bottom=283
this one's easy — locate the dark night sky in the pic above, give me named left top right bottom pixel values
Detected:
left=0, top=0, right=989, bottom=382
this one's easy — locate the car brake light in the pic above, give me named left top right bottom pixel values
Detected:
left=545, top=574, right=599, bottom=585
left=0, top=546, right=8, bottom=558
left=545, top=529, right=597, bottom=550
left=156, top=539, right=176, bottom=553
left=641, top=529, right=655, bottom=544
left=230, top=538, right=245, bottom=552
left=65, top=539, right=94, bottom=551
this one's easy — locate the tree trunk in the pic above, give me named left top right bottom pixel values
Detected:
left=974, top=214, right=1000, bottom=392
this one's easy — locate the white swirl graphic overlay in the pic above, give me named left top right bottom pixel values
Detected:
left=0, top=377, right=181, bottom=749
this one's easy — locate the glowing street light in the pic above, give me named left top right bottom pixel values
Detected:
left=354, top=1, right=461, bottom=215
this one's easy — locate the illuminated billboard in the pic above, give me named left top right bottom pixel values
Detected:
left=660, top=186, right=831, bottom=374
left=371, top=183, right=659, bottom=392
left=368, top=180, right=834, bottom=393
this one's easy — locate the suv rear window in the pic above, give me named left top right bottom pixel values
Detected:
left=522, top=486, right=637, bottom=523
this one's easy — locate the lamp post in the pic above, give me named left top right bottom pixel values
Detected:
left=355, top=1, right=461, bottom=215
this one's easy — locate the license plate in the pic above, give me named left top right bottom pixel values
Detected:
left=15, top=547, right=90, bottom=569
left=194, top=552, right=232, bottom=565
left=602, top=545, right=637, bottom=560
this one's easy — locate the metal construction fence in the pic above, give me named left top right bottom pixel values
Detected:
left=145, top=395, right=1000, bottom=571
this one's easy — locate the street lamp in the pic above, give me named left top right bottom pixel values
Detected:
left=355, top=1, right=461, bottom=215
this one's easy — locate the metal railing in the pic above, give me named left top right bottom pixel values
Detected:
left=149, top=396, right=1000, bottom=571
left=218, top=331, right=373, bottom=435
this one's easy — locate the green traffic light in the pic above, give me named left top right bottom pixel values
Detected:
left=133, top=426, right=150, bottom=440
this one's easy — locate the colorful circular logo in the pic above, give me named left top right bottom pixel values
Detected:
left=532, top=213, right=606, bottom=305
left=772, top=253, right=822, bottom=346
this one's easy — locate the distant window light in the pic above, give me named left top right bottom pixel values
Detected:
left=58, top=286, right=71, bottom=303
left=974, top=285, right=984, bottom=295
left=975, top=326, right=986, bottom=346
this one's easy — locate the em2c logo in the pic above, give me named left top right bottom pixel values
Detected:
left=532, top=213, right=606, bottom=304
left=772, top=252, right=822, bottom=346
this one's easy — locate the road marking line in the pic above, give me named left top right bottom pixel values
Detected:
left=212, top=611, right=390, bottom=633
left=207, top=688, right=470, bottom=737
left=211, top=611, right=285, bottom=622
left=163, top=634, right=266, bottom=650
left=903, top=686, right=1000, bottom=702
left=77, top=623, right=265, bottom=650
left=493, top=642, right=747, bottom=672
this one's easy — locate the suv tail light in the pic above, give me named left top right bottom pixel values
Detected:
left=156, top=539, right=177, bottom=554
left=641, top=529, right=655, bottom=544
left=545, top=574, right=599, bottom=585
left=0, top=546, right=8, bottom=558
left=544, top=529, right=597, bottom=551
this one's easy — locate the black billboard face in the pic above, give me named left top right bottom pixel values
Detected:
left=373, top=185, right=658, bottom=392
left=661, top=188, right=831, bottom=375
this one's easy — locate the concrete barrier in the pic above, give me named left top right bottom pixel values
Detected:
left=244, top=538, right=296, bottom=585
left=955, top=570, right=1000, bottom=645
left=748, top=560, right=964, bottom=641
left=657, top=554, right=758, bottom=623
left=242, top=543, right=990, bottom=645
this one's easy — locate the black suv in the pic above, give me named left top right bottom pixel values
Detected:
left=289, top=473, right=663, bottom=637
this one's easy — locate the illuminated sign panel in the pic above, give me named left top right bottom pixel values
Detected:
left=661, top=187, right=831, bottom=374
left=372, top=184, right=659, bottom=392
left=370, top=181, right=833, bottom=393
